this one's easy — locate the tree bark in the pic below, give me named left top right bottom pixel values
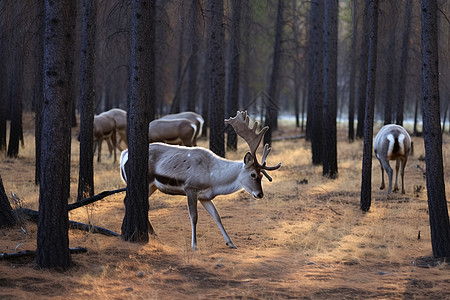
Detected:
left=121, top=0, right=156, bottom=243
left=420, top=0, right=450, bottom=257
left=0, top=175, right=16, bottom=228
left=36, top=0, right=76, bottom=269
left=322, top=0, right=338, bottom=178
left=348, top=0, right=357, bottom=142
left=208, top=0, right=226, bottom=157
left=78, top=0, right=97, bottom=202
left=226, top=0, right=241, bottom=151
left=309, top=0, right=324, bottom=164
left=360, top=0, right=378, bottom=212
left=264, top=0, right=284, bottom=146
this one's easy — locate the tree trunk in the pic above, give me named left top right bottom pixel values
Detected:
left=383, top=1, right=397, bottom=125
left=226, top=0, right=241, bottom=151
left=0, top=31, right=7, bottom=152
left=0, top=175, right=16, bottom=228
left=185, top=0, right=200, bottom=113
left=7, top=52, right=23, bottom=158
left=36, top=0, right=76, bottom=269
left=77, top=0, right=97, bottom=201
left=348, top=0, right=357, bottom=142
left=396, top=0, right=413, bottom=126
left=208, top=0, right=226, bottom=157
left=356, top=1, right=370, bottom=139
left=309, top=0, right=324, bottom=164
left=420, top=0, right=450, bottom=257
left=121, top=0, right=156, bottom=243
left=360, top=0, right=379, bottom=212
left=34, top=1, right=44, bottom=185
left=264, top=0, right=284, bottom=146
left=322, top=0, right=338, bottom=178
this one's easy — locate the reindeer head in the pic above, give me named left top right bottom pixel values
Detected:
left=225, top=111, right=282, bottom=198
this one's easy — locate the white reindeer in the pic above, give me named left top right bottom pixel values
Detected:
left=160, top=111, right=204, bottom=144
left=120, top=111, right=281, bottom=250
left=373, top=124, right=411, bottom=195
left=148, top=118, right=197, bottom=146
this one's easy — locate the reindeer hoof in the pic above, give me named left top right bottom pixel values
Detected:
left=226, top=242, right=237, bottom=249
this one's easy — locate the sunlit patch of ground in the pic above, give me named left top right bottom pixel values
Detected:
left=1, top=117, right=449, bottom=299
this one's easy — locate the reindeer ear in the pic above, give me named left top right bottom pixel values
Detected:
left=244, top=152, right=254, bottom=167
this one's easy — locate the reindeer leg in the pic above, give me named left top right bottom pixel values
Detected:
left=378, top=160, right=385, bottom=190
left=380, top=160, right=393, bottom=195
left=200, top=200, right=237, bottom=249
left=400, top=157, right=407, bottom=194
left=97, top=139, right=102, bottom=162
left=186, top=190, right=199, bottom=251
left=393, top=159, right=400, bottom=192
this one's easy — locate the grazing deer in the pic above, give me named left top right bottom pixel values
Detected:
left=373, top=124, right=411, bottom=195
left=98, top=108, right=127, bottom=150
left=120, top=111, right=281, bottom=250
left=93, top=114, right=117, bottom=163
left=161, top=111, right=204, bottom=144
left=148, top=118, right=197, bottom=146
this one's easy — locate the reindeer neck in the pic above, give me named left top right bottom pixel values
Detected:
left=203, top=159, right=245, bottom=198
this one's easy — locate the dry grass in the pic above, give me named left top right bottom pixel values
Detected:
left=1, top=117, right=449, bottom=299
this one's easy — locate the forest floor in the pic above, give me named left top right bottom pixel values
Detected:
left=0, top=115, right=449, bottom=299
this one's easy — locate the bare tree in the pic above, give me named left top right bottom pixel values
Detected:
left=0, top=174, right=16, bottom=228
left=226, top=0, right=241, bottom=151
left=208, top=0, right=226, bottom=157
left=360, top=0, right=379, bottom=212
left=382, top=0, right=397, bottom=125
left=396, top=0, right=413, bottom=126
left=348, top=0, right=357, bottom=142
left=322, top=0, right=338, bottom=178
left=121, top=0, right=155, bottom=243
left=356, top=1, right=369, bottom=139
left=308, top=0, right=324, bottom=164
left=77, top=0, right=97, bottom=201
left=264, top=0, right=284, bottom=146
left=36, top=0, right=76, bottom=269
left=420, top=0, right=450, bottom=257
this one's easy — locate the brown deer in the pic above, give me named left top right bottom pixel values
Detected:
left=148, top=118, right=197, bottom=146
left=93, top=114, right=117, bottom=163
left=160, top=111, right=204, bottom=144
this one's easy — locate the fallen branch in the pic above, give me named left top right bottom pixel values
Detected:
left=68, top=187, right=126, bottom=211
left=272, top=134, right=305, bottom=141
left=17, top=208, right=120, bottom=237
left=0, top=247, right=88, bottom=261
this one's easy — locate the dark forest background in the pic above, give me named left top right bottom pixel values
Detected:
left=0, top=0, right=449, bottom=134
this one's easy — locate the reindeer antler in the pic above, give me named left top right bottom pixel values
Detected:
left=225, top=111, right=281, bottom=181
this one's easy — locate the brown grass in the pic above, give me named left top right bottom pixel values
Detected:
left=1, top=117, right=449, bottom=299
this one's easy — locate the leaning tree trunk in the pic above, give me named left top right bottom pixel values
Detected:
left=0, top=175, right=16, bottom=228
left=360, top=0, right=379, bottom=212
left=420, top=0, right=450, bottom=258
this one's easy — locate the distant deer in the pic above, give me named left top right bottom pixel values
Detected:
left=98, top=108, right=127, bottom=151
left=160, top=111, right=204, bottom=144
left=93, top=114, right=117, bottom=163
left=373, top=124, right=411, bottom=195
left=120, top=111, right=281, bottom=250
left=148, top=118, right=197, bottom=146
